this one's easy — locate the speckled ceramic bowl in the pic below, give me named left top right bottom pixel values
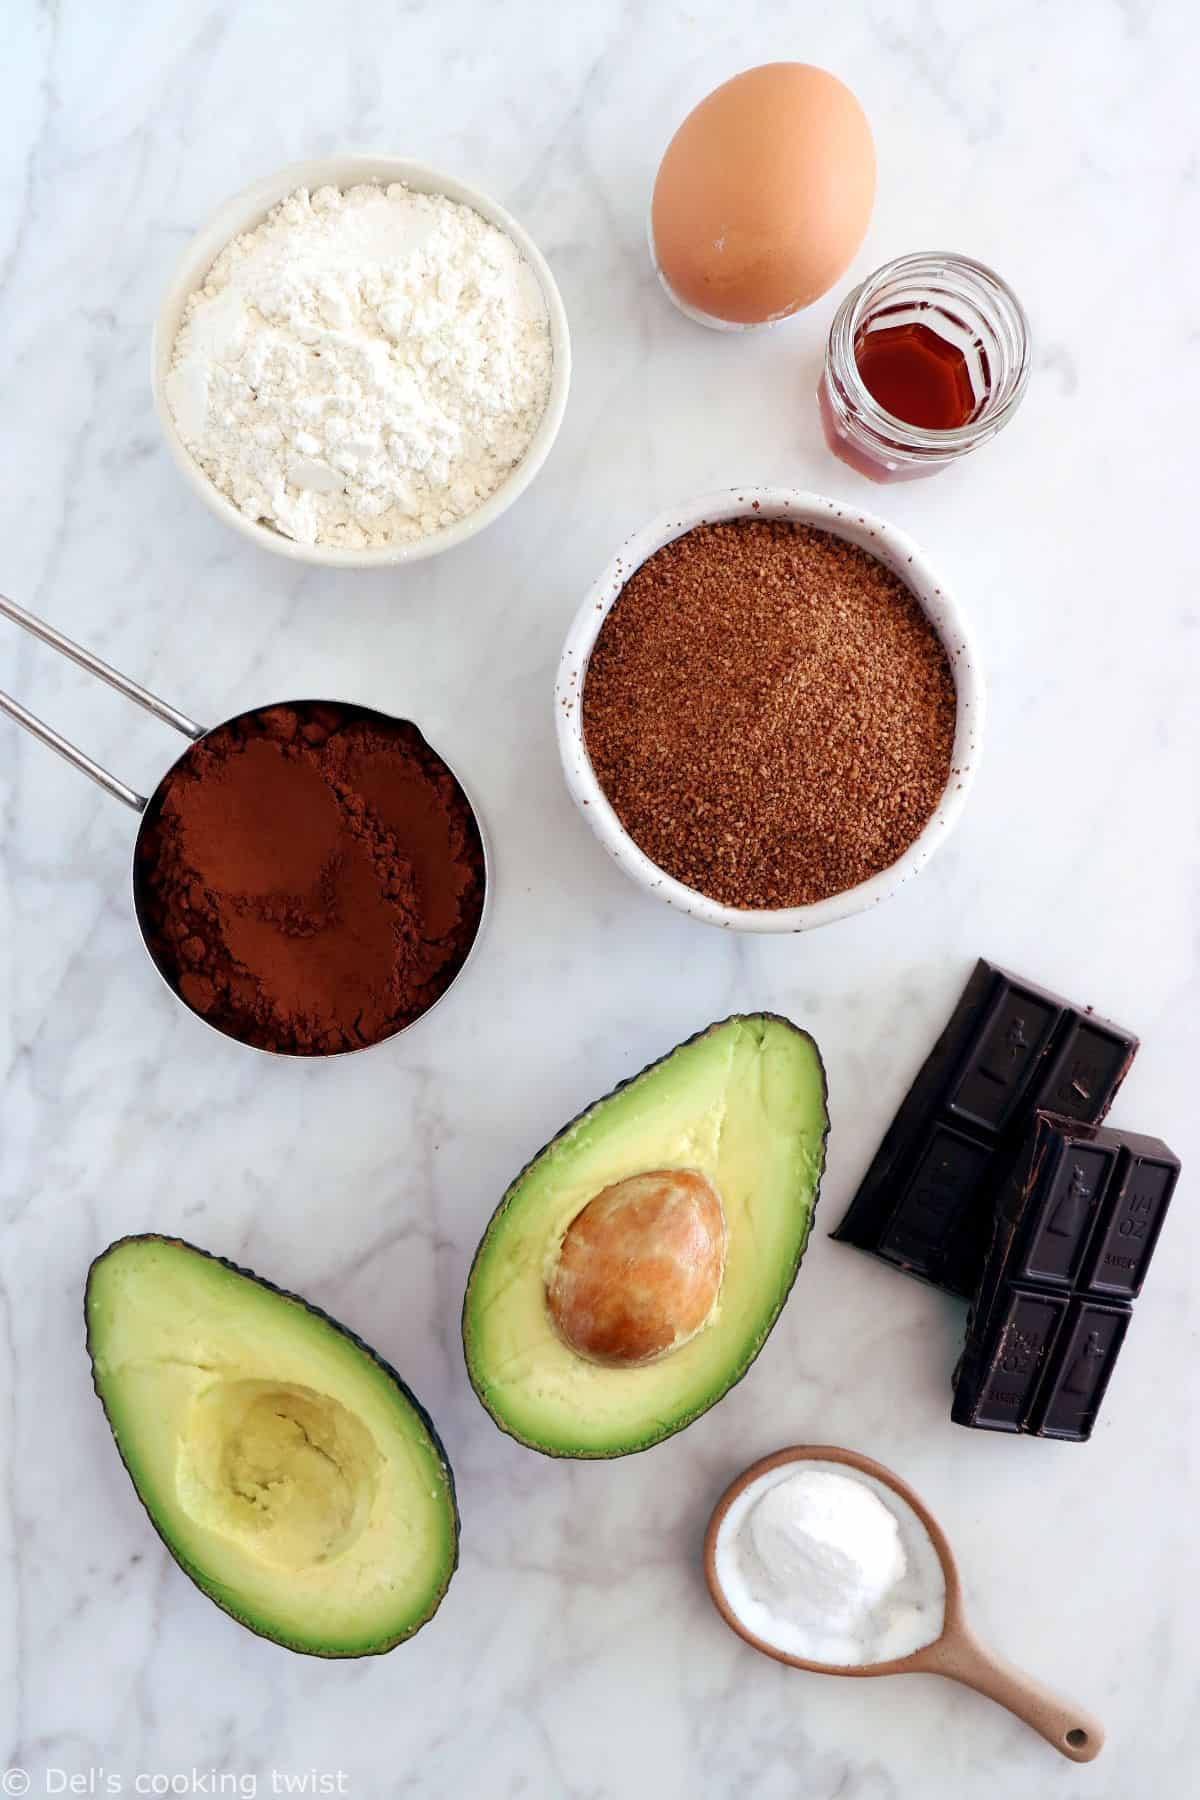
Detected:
left=555, top=487, right=984, bottom=933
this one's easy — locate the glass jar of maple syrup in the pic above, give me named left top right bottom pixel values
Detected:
left=819, top=253, right=1030, bottom=482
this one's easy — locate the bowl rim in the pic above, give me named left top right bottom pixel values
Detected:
left=555, top=486, right=985, bottom=933
left=150, top=152, right=572, bottom=569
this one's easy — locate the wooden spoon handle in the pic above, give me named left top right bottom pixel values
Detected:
left=924, top=1627, right=1104, bottom=1763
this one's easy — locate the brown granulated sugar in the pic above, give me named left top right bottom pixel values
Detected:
left=581, top=518, right=957, bottom=909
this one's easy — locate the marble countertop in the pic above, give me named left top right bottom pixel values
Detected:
left=2, top=3, right=1197, bottom=1796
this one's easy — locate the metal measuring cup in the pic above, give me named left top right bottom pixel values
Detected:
left=0, top=592, right=490, bottom=1055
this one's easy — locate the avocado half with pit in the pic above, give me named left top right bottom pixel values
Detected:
left=463, top=1014, right=829, bottom=1457
left=86, top=1236, right=458, bottom=1656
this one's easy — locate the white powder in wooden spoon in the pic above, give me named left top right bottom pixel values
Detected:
left=715, top=1462, right=946, bottom=1665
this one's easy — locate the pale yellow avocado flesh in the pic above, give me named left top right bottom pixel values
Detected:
left=87, top=1238, right=457, bottom=1655
left=463, top=1015, right=828, bottom=1456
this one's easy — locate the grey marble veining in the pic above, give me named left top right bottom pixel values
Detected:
left=1, top=2, right=1198, bottom=1797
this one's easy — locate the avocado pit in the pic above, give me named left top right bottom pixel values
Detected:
left=546, top=1168, right=726, bottom=1366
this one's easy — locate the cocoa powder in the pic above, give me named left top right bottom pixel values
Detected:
left=581, top=519, right=957, bottom=909
left=137, top=702, right=485, bottom=1054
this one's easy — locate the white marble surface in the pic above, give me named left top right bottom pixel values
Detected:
left=1, top=3, right=1197, bottom=1796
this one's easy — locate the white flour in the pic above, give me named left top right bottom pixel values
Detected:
left=167, top=184, right=553, bottom=549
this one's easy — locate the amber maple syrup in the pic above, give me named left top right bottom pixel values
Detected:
left=854, top=322, right=979, bottom=431
left=820, top=254, right=1029, bottom=482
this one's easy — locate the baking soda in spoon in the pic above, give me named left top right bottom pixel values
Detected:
left=708, top=1449, right=1103, bottom=1762
left=714, top=1462, right=945, bottom=1666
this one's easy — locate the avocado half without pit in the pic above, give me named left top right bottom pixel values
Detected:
left=463, top=1014, right=829, bottom=1457
left=86, top=1236, right=458, bottom=1656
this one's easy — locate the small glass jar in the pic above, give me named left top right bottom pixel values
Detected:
left=819, top=252, right=1031, bottom=482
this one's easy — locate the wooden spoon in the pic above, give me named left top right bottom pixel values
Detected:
left=704, top=1445, right=1104, bottom=1764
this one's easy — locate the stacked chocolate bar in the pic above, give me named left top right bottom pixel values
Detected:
left=834, top=959, right=1180, bottom=1441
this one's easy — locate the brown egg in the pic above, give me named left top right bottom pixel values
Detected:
left=546, top=1169, right=726, bottom=1367
left=651, top=62, right=875, bottom=328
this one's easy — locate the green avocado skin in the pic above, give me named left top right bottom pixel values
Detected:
left=85, top=1234, right=460, bottom=1658
left=462, top=1012, right=830, bottom=1459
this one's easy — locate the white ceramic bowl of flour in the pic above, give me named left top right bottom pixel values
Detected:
left=152, top=155, right=571, bottom=567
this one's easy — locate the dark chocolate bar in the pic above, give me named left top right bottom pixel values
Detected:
left=832, top=959, right=1138, bottom=1297
left=952, top=1112, right=1179, bottom=1439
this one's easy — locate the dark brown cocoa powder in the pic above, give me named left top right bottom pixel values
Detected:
left=581, top=519, right=957, bottom=909
left=137, top=703, right=485, bottom=1054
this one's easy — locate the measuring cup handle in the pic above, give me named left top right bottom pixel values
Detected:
left=0, top=592, right=205, bottom=810
left=923, top=1626, right=1104, bottom=1763
left=0, top=689, right=147, bottom=811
